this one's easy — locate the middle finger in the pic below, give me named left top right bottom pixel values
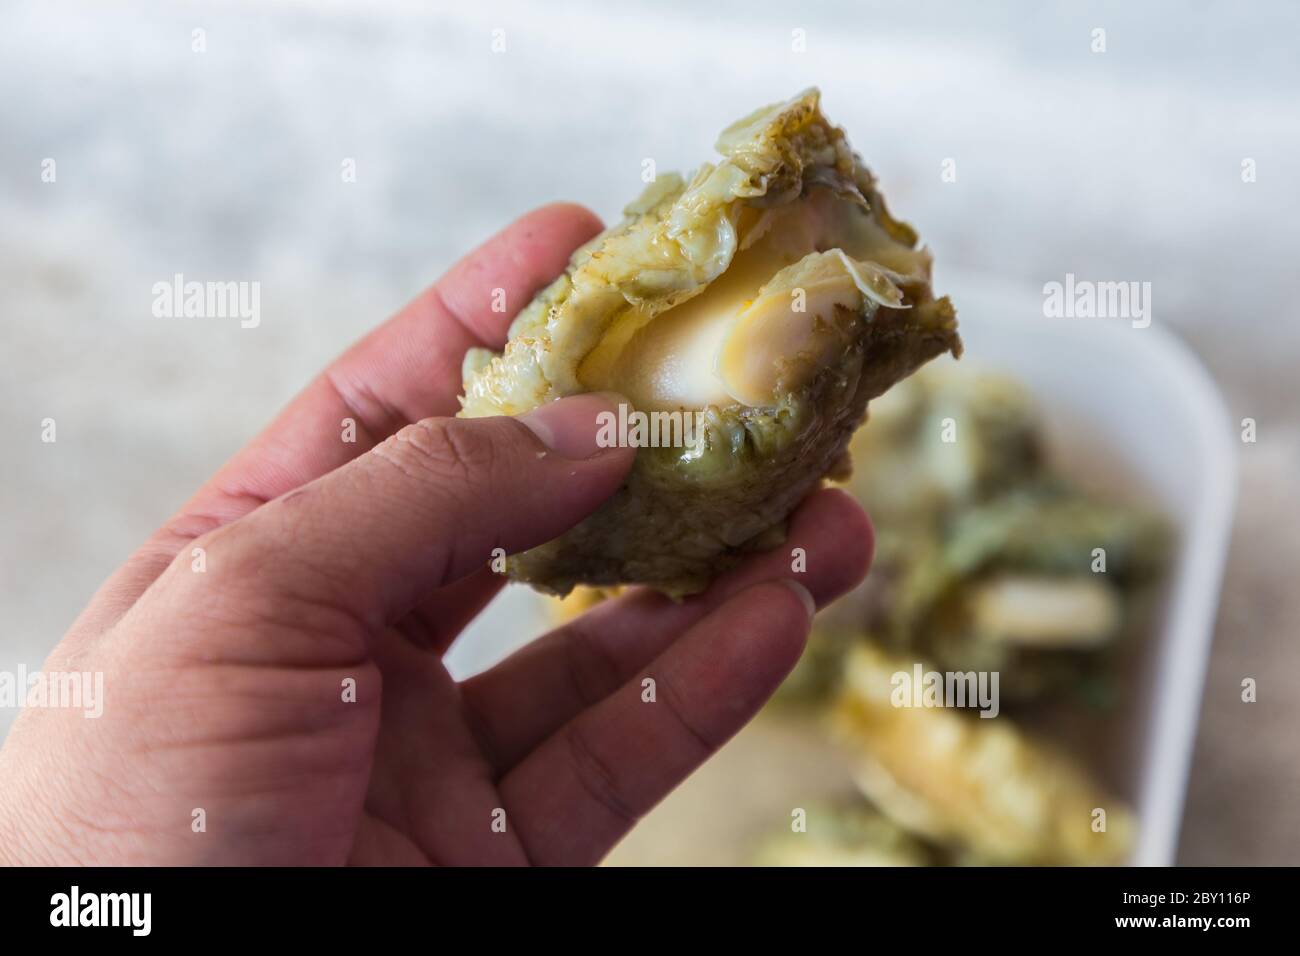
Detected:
left=458, top=487, right=873, bottom=772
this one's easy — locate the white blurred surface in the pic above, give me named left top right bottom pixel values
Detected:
left=1, top=0, right=1298, bottom=863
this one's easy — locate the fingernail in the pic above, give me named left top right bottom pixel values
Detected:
left=779, top=579, right=817, bottom=620
left=517, top=392, right=627, bottom=460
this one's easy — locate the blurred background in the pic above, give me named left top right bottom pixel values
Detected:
left=1, top=0, right=1297, bottom=864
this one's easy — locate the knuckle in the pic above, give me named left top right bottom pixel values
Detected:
left=563, top=721, right=639, bottom=826
left=657, top=674, right=719, bottom=755
left=561, top=623, right=624, bottom=708
left=380, top=418, right=500, bottom=488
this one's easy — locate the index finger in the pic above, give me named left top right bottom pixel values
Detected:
left=79, top=203, right=603, bottom=633
left=202, top=201, right=604, bottom=512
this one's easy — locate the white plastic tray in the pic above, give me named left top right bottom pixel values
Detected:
left=942, top=271, right=1236, bottom=865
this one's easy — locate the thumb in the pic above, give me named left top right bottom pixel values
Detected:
left=168, top=392, right=635, bottom=641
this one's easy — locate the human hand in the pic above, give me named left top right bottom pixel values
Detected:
left=0, top=204, right=873, bottom=866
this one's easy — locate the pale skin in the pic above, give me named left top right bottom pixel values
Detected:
left=0, top=204, right=874, bottom=866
